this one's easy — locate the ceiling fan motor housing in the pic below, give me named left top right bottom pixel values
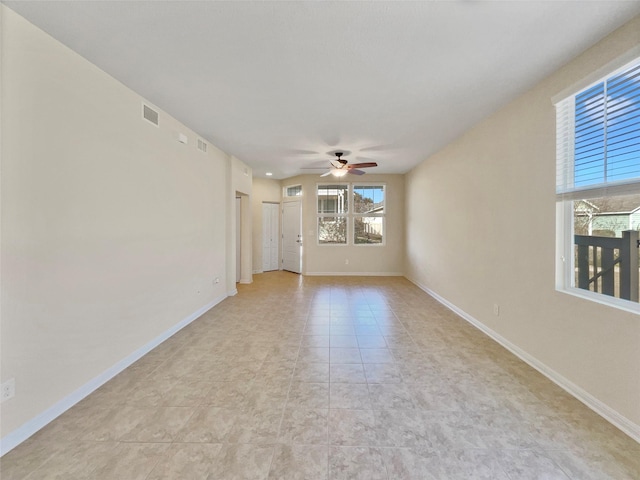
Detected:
left=335, top=152, right=348, bottom=165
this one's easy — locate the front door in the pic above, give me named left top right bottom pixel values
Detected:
left=282, top=201, right=302, bottom=273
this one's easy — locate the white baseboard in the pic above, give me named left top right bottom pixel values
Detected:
left=0, top=294, right=227, bottom=456
left=305, top=271, right=404, bottom=277
left=407, top=276, right=640, bottom=444
left=227, top=288, right=238, bottom=296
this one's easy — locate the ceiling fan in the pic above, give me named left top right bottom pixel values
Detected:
left=319, top=152, right=378, bottom=177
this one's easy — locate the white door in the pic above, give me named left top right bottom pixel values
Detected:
left=262, top=203, right=279, bottom=271
left=282, top=201, right=302, bottom=273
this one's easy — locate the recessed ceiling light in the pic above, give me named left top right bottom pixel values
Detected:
left=266, top=172, right=273, bottom=176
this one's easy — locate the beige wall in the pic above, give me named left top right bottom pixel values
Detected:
left=283, top=174, right=405, bottom=275
left=405, top=16, right=640, bottom=431
left=251, top=178, right=282, bottom=273
left=1, top=7, right=230, bottom=439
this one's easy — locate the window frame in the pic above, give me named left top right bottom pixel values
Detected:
left=284, top=184, right=303, bottom=198
left=352, top=183, right=386, bottom=246
left=554, top=52, right=640, bottom=314
left=316, top=182, right=386, bottom=247
left=316, top=183, right=349, bottom=246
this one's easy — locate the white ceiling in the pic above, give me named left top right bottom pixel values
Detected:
left=5, top=1, right=640, bottom=179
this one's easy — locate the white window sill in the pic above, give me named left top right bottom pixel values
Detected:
left=557, top=287, right=640, bottom=315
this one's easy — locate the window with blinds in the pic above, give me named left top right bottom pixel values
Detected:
left=556, top=59, right=640, bottom=200
left=554, top=56, right=640, bottom=311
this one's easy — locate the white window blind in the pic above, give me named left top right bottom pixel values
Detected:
left=556, top=59, right=640, bottom=201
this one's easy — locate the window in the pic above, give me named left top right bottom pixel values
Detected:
left=353, top=185, right=385, bottom=244
left=317, top=183, right=385, bottom=245
left=317, top=184, right=348, bottom=244
left=555, top=56, right=640, bottom=310
left=285, top=185, right=302, bottom=197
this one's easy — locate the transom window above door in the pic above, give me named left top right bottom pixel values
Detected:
left=284, top=185, right=302, bottom=197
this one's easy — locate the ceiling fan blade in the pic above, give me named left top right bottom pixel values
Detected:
left=284, top=148, right=320, bottom=155
left=330, top=160, right=344, bottom=169
left=347, top=162, right=377, bottom=169
left=348, top=169, right=366, bottom=175
left=320, top=171, right=333, bottom=177
left=360, top=144, right=394, bottom=152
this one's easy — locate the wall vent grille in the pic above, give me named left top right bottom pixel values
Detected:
left=143, top=104, right=159, bottom=126
left=197, top=138, right=208, bottom=153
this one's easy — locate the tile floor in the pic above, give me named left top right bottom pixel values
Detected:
left=2, top=272, right=639, bottom=479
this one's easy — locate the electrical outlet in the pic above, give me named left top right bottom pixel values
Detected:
left=1, top=378, right=15, bottom=402
left=214, top=277, right=220, bottom=284
left=493, top=304, right=500, bottom=316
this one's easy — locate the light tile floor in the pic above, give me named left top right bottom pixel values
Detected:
left=2, top=272, right=639, bottom=479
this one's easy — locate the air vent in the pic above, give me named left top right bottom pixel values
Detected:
left=197, top=138, right=208, bottom=153
left=143, top=104, right=159, bottom=126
